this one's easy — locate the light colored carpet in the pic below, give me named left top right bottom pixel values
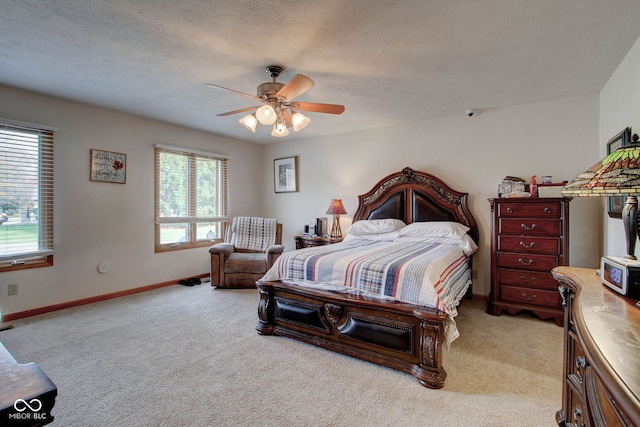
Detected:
left=0, top=284, right=563, bottom=426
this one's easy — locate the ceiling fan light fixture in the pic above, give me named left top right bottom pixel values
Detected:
left=291, top=111, right=310, bottom=131
left=239, top=114, right=257, bottom=132
left=271, top=121, right=289, bottom=137
left=255, top=104, right=276, bottom=125
left=208, top=65, right=344, bottom=138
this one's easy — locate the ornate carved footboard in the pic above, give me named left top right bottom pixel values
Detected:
left=256, top=280, right=447, bottom=388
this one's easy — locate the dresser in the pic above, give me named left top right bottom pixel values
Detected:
left=0, top=341, right=56, bottom=425
left=294, top=235, right=343, bottom=249
left=488, top=197, right=570, bottom=326
left=552, top=266, right=640, bottom=426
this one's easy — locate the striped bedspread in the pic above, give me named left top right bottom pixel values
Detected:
left=260, top=239, right=473, bottom=345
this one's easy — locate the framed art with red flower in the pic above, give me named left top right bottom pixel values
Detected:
left=90, top=149, right=127, bottom=184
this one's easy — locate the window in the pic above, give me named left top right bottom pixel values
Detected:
left=154, top=145, right=228, bottom=252
left=0, top=119, right=55, bottom=271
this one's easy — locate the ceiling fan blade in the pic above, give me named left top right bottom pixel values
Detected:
left=216, top=106, right=258, bottom=117
left=276, top=74, right=314, bottom=101
left=293, top=102, right=345, bottom=115
left=205, top=83, right=261, bottom=101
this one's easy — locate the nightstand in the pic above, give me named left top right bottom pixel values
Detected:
left=294, top=235, right=343, bottom=249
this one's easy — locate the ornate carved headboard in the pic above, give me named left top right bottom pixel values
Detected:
left=352, top=167, right=479, bottom=243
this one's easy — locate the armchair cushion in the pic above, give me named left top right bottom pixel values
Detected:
left=224, top=252, right=268, bottom=274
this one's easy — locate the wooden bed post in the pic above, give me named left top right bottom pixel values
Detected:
left=256, top=285, right=275, bottom=335
left=416, top=317, right=446, bottom=388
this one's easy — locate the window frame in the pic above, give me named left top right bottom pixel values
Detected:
left=154, top=145, right=229, bottom=252
left=0, top=118, right=55, bottom=272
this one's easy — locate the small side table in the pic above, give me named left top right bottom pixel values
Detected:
left=294, top=235, right=343, bottom=249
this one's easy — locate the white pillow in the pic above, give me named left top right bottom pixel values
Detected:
left=398, top=221, right=469, bottom=239
left=395, top=234, right=478, bottom=256
left=343, top=230, right=401, bottom=242
left=346, top=219, right=406, bottom=235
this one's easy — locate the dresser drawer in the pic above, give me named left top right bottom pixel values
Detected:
left=498, top=235, right=560, bottom=254
left=564, top=380, right=588, bottom=427
left=497, top=269, right=558, bottom=290
left=500, top=285, right=561, bottom=308
left=499, top=218, right=560, bottom=236
left=497, top=252, right=558, bottom=271
left=498, top=202, right=560, bottom=218
left=567, top=332, right=587, bottom=387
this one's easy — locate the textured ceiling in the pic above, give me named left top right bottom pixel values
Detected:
left=1, top=1, right=640, bottom=144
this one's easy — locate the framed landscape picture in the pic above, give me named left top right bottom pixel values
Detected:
left=607, top=127, right=631, bottom=218
left=90, top=149, right=127, bottom=184
left=274, top=156, right=298, bottom=193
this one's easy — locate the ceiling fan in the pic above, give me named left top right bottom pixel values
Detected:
left=205, top=65, right=345, bottom=137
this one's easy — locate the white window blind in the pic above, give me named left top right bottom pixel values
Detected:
left=154, top=146, right=228, bottom=251
left=0, top=119, right=55, bottom=269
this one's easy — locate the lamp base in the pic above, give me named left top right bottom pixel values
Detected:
left=330, top=215, right=342, bottom=239
left=622, top=195, right=638, bottom=260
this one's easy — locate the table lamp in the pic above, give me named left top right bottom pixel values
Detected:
left=326, top=199, right=347, bottom=239
left=561, top=139, right=640, bottom=259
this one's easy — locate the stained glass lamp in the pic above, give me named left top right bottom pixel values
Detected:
left=562, top=141, right=640, bottom=259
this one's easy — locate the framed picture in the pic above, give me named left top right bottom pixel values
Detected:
left=274, top=156, right=298, bottom=193
left=90, top=149, right=127, bottom=184
left=607, top=127, right=631, bottom=218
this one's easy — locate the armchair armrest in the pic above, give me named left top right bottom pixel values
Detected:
left=208, top=242, right=234, bottom=257
left=209, top=243, right=234, bottom=287
left=266, top=244, right=285, bottom=268
left=266, top=244, right=284, bottom=255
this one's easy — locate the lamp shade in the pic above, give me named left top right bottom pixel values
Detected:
left=562, top=143, right=640, bottom=260
left=325, top=199, right=347, bottom=215
left=239, top=114, right=257, bottom=132
left=562, top=144, right=640, bottom=197
left=291, top=112, right=310, bottom=131
left=255, top=104, right=276, bottom=125
left=271, top=121, right=289, bottom=137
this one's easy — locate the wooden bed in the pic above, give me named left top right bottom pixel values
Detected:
left=256, top=167, right=478, bottom=388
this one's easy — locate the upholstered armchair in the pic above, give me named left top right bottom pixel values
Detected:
left=208, top=217, right=284, bottom=289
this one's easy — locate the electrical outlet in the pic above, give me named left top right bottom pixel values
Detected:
left=7, top=283, right=18, bottom=296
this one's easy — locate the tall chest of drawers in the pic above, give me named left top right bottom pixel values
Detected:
left=487, top=197, right=570, bottom=326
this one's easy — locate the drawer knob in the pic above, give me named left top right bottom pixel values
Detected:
left=574, top=355, right=586, bottom=382
left=521, top=223, right=537, bottom=231
left=521, top=292, right=537, bottom=301
left=517, top=258, right=534, bottom=266
left=506, top=207, right=513, bottom=213
left=519, top=275, right=536, bottom=283
left=519, top=241, right=535, bottom=249
left=544, top=207, right=551, bottom=214
left=572, top=406, right=583, bottom=424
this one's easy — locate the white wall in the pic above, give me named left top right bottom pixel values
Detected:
left=0, top=85, right=263, bottom=316
left=262, top=95, right=603, bottom=297
left=1, top=70, right=620, bottom=314
left=601, top=36, right=640, bottom=258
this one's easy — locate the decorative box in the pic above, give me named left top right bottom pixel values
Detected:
left=537, top=183, right=566, bottom=198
